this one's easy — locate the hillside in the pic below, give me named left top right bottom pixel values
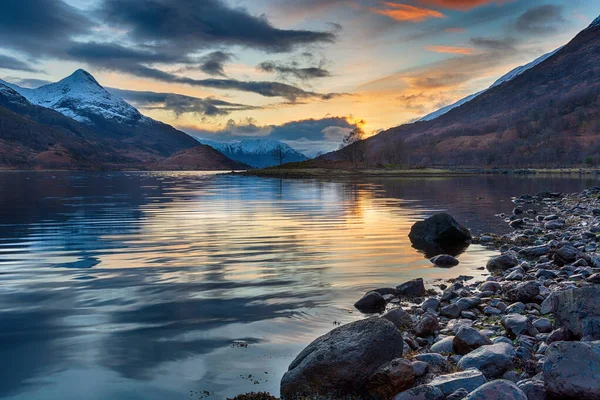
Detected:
left=0, top=72, right=245, bottom=170
left=325, top=17, right=600, bottom=168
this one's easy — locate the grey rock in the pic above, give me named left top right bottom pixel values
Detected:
left=506, top=302, right=526, bottom=314
left=396, top=278, right=426, bottom=297
left=504, top=281, right=540, bottom=304
left=533, top=318, right=552, bottom=334
left=421, top=297, right=440, bottom=312
left=554, top=244, right=579, bottom=266
left=493, top=337, right=514, bottom=345
left=414, top=353, right=447, bottom=368
left=431, top=254, right=460, bottom=267
left=415, top=314, right=439, bottom=337
left=431, top=336, right=455, bottom=354
left=441, top=304, right=461, bottom=319
left=280, top=317, right=404, bottom=399
left=354, top=291, right=387, bottom=313
left=382, top=308, right=413, bottom=330
left=502, top=314, right=538, bottom=338
left=545, top=219, right=565, bottom=230
left=457, top=343, right=516, bottom=378
left=453, top=327, right=492, bottom=355
left=545, top=286, right=600, bottom=340
left=543, top=341, right=600, bottom=399
left=428, top=369, right=487, bottom=395
left=409, top=213, right=472, bottom=245
left=519, top=245, right=550, bottom=259
left=484, top=306, right=502, bottom=316
left=456, top=297, right=481, bottom=311
left=366, top=358, right=415, bottom=400
left=487, top=252, right=519, bottom=272
left=517, top=379, right=547, bottom=400
left=393, top=385, right=445, bottom=400
left=412, top=360, right=428, bottom=377
left=480, top=281, right=501, bottom=293
left=464, top=380, right=527, bottom=400
left=447, top=388, right=469, bottom=400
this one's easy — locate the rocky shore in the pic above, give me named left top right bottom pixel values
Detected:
left=278, top=186, right=600, bottom=400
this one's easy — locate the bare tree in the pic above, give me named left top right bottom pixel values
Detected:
left=271, top=144, right=285, bottom=166
left=339, top=126, right=367, bottom=166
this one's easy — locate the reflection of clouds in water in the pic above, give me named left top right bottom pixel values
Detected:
left=0, top=172, right=596, bottom=399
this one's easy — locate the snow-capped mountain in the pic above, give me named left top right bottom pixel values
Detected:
left=0, top=69, right=147, bottom=125
left=419, top=47, right=563, bottom=121
left=195, top=138, right=308, bottom=168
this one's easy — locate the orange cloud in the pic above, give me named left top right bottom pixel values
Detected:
left=417, top=0, right=511, bottom=11
left=371, top=2, right=446, bottom=22
left=427, top=45, right=476, bottom=55
left=445, top=27, right=467, bottom=33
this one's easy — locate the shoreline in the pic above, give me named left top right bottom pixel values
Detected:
left=235, top=186, right=600, bottom=399
left=240, top=167, right=600, bottom=179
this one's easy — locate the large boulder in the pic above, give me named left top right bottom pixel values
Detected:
left=366, top=358, right=415, bottom=400
left=453, top=326, right=492, bottom=355
left=280, top=317, right=405, bottom=399
left=414, top=314, right=439, bottom=337
left=396, top=278, right=426, bottom=297
left=354, top=291, right=387, bottom=314
left=544, top=286, right=600, bottom=340
left=554, top=244, right=580, bottom=266
left=517, top=379, right=547, bottom=400
left=504, top=281, right=540, bottom=304
left=501, top=314, right=538, bottom=338
left=393, top=385, right=445, bottom=400
left=428, top=369, right=487, bottom=395
left=457, top=343, right=516, bottom=378
left=486, top=252, right=518, bottom=273
left=409, top=213, right=472, bottom=256
left=464, top=380, right=527, bottom=400
left=543, top=341, right=600, bottom=399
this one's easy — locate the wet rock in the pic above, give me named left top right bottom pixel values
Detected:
left=280, top=317, right=404, bottom=399
left=382, top=308, right=413, bottom=330
left=501, top=314, right=538, bottom=338
left=543, top=341, right=600, bottom=399
left=431, top=254, right=460, bottom=268
left=441, top=304, right=461, bottom=319
left=415, top=314, right=439, bottom=337
left=428, top=369, right=487, bottom=396
left=409, top=213, right=472, bottom=248
left=414, top=353, right=448, bottom=369
left=480, top=281, right=501, bottom=293
left=354, top=291, right=387, bottom=313
left=487, top=252, right=519, bottom=272
left=366, top=358, right=415, bottom=400
left=392, top=385, right=445, bottom=400
left=396, top=278, right=426, bottom=297
left=457, top=343, right=516, bottom=378
left=464, top=380, right=527, bottom=400
left=453, top=327, right=492, bottom=355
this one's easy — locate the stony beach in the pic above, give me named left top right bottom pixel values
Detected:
left=276, top=186, right=600, bottom=400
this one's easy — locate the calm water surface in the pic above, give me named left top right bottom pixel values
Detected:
left=0, top=172, right=597, bottom=399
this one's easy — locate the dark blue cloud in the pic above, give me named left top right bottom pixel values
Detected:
left=0, top=55, right=39, bottom=72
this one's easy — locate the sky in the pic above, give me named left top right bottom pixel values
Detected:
left=1, top=0, right=599, bottom=156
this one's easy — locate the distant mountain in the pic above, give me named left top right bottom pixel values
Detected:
left=321, top=15, right=600, bottom=168
left=0, top=71, right=246, bottom=170
left=195, top=138, right=308, bottom=168
left=419, top=47, right=562, bottom=121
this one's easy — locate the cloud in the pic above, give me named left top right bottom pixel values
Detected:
left=0, top=0, right=90, bottom=55
left=371, top=2, right=446, bottom=22
left=470, top=36, right=517, bottom=50
left=258, top=61, right=332, bottom=81
left=417, top=0, right=512, bottom=10
left=445, top=27, right=467, bottom=33
left=107, top=88, right=258, bottom=116
left=427, top=45, right=476, bottom=55
left=516, top=4, right=565, bottom=34
left=99, top=0, right=336, bottom=53
left=0, top=54, right=39, bottom=72
left=2, top=77, right=52, bottom=88
left=198, top=51, right=234, bottom=76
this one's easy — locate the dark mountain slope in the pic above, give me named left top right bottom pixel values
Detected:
left=326, top=20, right=600, bottom=168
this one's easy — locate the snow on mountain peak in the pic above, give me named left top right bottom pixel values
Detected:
left=588, top=15, right=600, bottom=29
left=1, top=70, right=147, bottom=125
